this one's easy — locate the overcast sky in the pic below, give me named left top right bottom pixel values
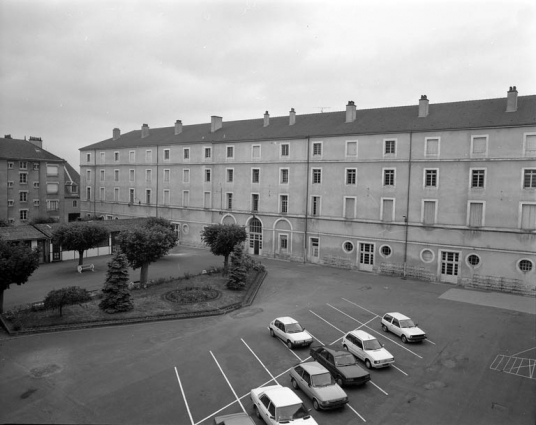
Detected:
left=1, top=0, right=535, bottom=170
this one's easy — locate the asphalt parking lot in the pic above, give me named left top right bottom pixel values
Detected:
left=1, top=254, right=535, bottom=425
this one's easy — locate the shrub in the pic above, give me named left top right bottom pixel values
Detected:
left=227, top=244, right=247, bottom=290
left=43, top=286, right=91, bottom=317
left=99, top=251, right=134, bottom=314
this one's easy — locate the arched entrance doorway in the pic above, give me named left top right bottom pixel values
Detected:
left=249, top=217, right=263, bottom=255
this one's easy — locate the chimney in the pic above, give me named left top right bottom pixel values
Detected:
left=174, top=120, right=183, bottom=135
left=113, top=128, right=120, bottom=140
left=418, top=95, right=429, bottom=118
left=264, top=111, right=270, bottom=127
left=506, top=86, right=518, bottom=112
left=28, top=136, right=43, bottom=148
left=289, top=108, right=296, bottom=125
left=211, top=116, right=222, bottom=133
left=346, top=101, right=356, bottom=123
left=141, top=123, right=149, bottom=138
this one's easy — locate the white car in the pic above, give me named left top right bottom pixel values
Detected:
left=250, top=384, right=318, bottom=424
left=269, top=317, right=314, bottom=348
left=342, top=330, right=394, bottom=369
left=381, top=312, right=427, bottom=343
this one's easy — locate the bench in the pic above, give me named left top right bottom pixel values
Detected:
left=77, top=264, right=95, bottom=273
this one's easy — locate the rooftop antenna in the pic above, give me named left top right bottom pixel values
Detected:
left=314, top=107, right=331, bottom=113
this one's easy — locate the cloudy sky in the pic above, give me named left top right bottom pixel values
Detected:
left=1, top=0, right=535, bottom=170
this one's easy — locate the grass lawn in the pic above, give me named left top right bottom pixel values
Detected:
left=5, top=270, right=260, bottom=332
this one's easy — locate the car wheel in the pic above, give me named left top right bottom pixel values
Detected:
left=402, top=335, right=408, bottom=344
left=365, top=359, right=372, bottom=369
left=336, top=376, right=344, bottom=386
left=343, top=344, right=348, bottom=350
left=287, top=340, right=293, bottom=349
left=270, top=328, right=275, bottom=337
left=291, top=378, right=299, bottom=390
left=254, top=405, right=260, bottom=419
left=313, top=399, right=320, bottom=411
left=382, top=324, right=388, bottom=332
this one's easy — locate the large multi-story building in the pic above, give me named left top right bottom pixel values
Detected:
left=79, top=87, right=536, bottom=286
left=0, top=136, right=80, bottom=225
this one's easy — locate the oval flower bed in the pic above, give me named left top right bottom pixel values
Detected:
left=164, top=286, right=220, bottom=304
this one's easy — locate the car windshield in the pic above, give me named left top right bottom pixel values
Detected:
left=277, top=403, right=310, bottom=421
left=335, top=354, right=357, bottom=366
left=312, top=372, right=335, bottom=387
left=363, top=339, right=382, bottom=350
left=400, top=319, right=415, bottom=328
left=286, top=323, right=304, bottom=333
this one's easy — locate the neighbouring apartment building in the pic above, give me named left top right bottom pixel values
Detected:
left=79, top=87, right=536, bottom=285
left=0, top=135, right=80, bottom=225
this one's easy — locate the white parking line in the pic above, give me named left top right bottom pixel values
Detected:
left=210, top=351, right=246, bottom=414
left=174, top=367, right=195, bottom=425
left=391, top=364, right=408, bottom=376
left=369, top=380, right=389, bottom=396
left=309, top=309, right=346, bottom=334
left=307, top=330, right=324, bottom=346
left=242, top=339, right=279, bottom=385
left=424, top=338, right=436, bottom=345
left=347, top=403, right=366, bottom=422
left=278, top=338, right=304, bottom=362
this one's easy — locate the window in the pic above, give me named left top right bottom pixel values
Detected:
left=46, top=165, right=58, bottom=176
left=146, top=169, right=152, bottom=182
left=129, top=188, right=135, bottom=204
left=252, top=194, right=259, bottom=212
left=205, top=168, right=211, bottom=182
left=312, top=142, right=322, bottom=156
left=383, top=169, right=395, bottom=186
left=33, top=163, right=39, bottom=170
left=310, top=237, right=319, bottom=258
left=129, top=169, right=135, bottom=182
left=129, top=151, right=135, bottom=163
left=163, top=149, right=170, bottom=161
left=380, top=245, right=392, bottom=258
left=280, top=168, right=289, bottom=184
left=183, top=148, right=190, bottom=160
left=70, top=184, right=77, bottom=193
left=20, top=210, right=28, bottom=220
left=8, top=181, right=14, bottom=187
left=467, top=254, right=480, bottom=267
left=100, top=187, right=105, bottom=200
left=226, top=146, right=234, bottom=159
left=100, top=169, right=105, bottom=182
left=346, top=168, right=356, bottom=185
left=470, top=169, right=485, bottom=188
left=20, top=161, right=27, bottom=170
left=311, top=196, right=321, bottom=216
left=281, top=143, right=289, bottom=157
left=86, top=170, right=91, bottom=182
left=47, top=183, right=59, bottom=194
left=204, top=147, right=212, bottom=159
left=204, top=192, right=211, bottom=208
left=280, top=195, right=288, bottom=214
left=145, top=150, right=153, bottom=162
left=8, top=162, right=14, bottom=169
left=280, top=234, right=288, bottom=251
left=19, top=191, right=28, bottom=202
left=425, top=137, right=440, bottom=156
left=384, top=139, right=396, bottom=156
left=524, top=133, right=536, bottom=156
left=523, top=169, right=536, bottom=188
left=47, top=200, right=59, bottom=211
left=421, top=249, right=434, bottom=262
left=163, top=189, right=170, bottom=205
left=114, top=151, right=119, bottom=162
left=520, top=204, right=536, bottom=229
left=99, top=152, right=105, bottom=163
left=20, top=173, right=28, bottom=184
left=226, top=193, right=233, bottom=210
left=424, top=169, right=438, bottom=188
left=183, top=169, right=190, bottom=183
left=226, top=169, right=234, bottom=183
left=343, top=241, right=354, bottom=253
left=72, top=200, right=77, bottom=207
left=344, top=197, right=356, bottom=219
left=252, top=145, right=261, bottom=160
left=163, top=169, right=170, bottom=183
left=381, top=198, right=394, bottom=222
left=87, top=187, right=92, bottom=201
left=145, top=189, right=151, bottom=204
left=468, top=202, right=484, bottom=227
left=86, top=153, right=91, bottom=162
left=346, top=140, right=358, bottom=157
left=518, top=259, right=533, bottom=272
left=114, top=169, right=120, bottom=182
left=7, top=200, right=14, bottom=207
left=471, top=135, right=488, bottom=156
left=252, top=168, right=260, bottom=184
left=312, top=168, right=322, bottom=184
left=422, top=200, right=437, bottom=225
left=114, top=187, right=119, bottom=201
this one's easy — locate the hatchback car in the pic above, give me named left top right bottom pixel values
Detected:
left=289, top=362, right=348, bottom=410
left=250, top=384, right=318, bottom=424
left=381, top=312, right=427, bottom=343
left=269, top=317, right=314, bottom=348
left=342, top=330, right=394, bottom=369
left=309, top=345, right=370, bottom=386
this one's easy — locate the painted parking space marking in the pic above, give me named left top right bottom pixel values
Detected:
left=391, top=364, right=409, bottom=376
left=309, top=309, right=346, bottom=334
left=490, top=353, right=536, bottom=380
left=348, top=403, right=366, bottom=422
left=369, top=380, right=389, bottom=396
left=174, top=367, right=195, bottom=425
left=307, top=330, right=324, bottom=346
left=242, top=338, right=279, bottom=385
left=210, top=351, right=247, bottom=413
left=278, top=338, right=304, bottom=362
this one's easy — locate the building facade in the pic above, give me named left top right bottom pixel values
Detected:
left=79, top=87, right=536, bottom=286
left=0, top=136, right=80, bottom=225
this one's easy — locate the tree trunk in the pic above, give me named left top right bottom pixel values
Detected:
left=223, top=255, right=229, bottom=276
left=78, top=251, right=84, bottom=266
left=140, top=263, right=149, bottom=286
left=0, top=289, right=4, bottom=314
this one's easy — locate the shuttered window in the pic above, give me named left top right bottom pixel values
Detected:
left=382, top=199, right=394, bottom=222
left=423, top=201, right=436, bottom=225
left=520, top=204, right=536, bottom=229
left=468, top=202, right=483, bottom=227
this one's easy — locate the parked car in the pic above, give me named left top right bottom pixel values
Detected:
left=250, top=384, right=318, bottom=424
left=342, top=330, right=394, bottom=369
left=309, top=345, right=371, bottom=386
left=214, top=412, right=256, bottom=424
left=381, top=312, right=427, bottom=343
left=289, top=362, right=348, bottom=410
left=269, top=317, right=314, bottom=348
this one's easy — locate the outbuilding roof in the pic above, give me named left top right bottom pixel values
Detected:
left=0, top=225, right=49, bottom=242
left=33, top=218, right=150, bottom=237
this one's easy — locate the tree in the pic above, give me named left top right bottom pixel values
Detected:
left=51, top=222, right=109, bottom=266
left=227, top=243, right=247, bottom=290
left=200, top=224, right=247, bottom=275
left=0, top=239, right=40, bottom=313
left=117, top=218, right=178, bottom=285
left=43, top=286, right=91, bottom=317
left=99, top=250, right=134, bottom=313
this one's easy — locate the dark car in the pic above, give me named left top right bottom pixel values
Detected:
left=309, top=346, right=370, bottom=386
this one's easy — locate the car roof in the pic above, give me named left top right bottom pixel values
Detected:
left=276, top=317, right=298, bottom=325
left=385, top=312, right=410, bottom=320
left=264, top=386, right=303, bottom=407
left=347, top=330, right=376, bottom=340
left=314, top=346, right=349, bottom=357
left=298, top=361, right=329, bottom=374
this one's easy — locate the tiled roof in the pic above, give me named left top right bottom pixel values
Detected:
left=0, top=138, right=64, bottom=162
left=33, top=218, right=150, bottom=237
left=81, top=95, right=536, bottom=151
left=64, top=161, right=80, bottom=185
left=0, top=225, right=48, bottom=241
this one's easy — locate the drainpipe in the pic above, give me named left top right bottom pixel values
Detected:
left=93, top=149, right=97, bottom=217
left=402, top=132, right=413, bottom=279
left=155, top=145, right=159, bottom=218
left=303, top=136, right=310, bottom=263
